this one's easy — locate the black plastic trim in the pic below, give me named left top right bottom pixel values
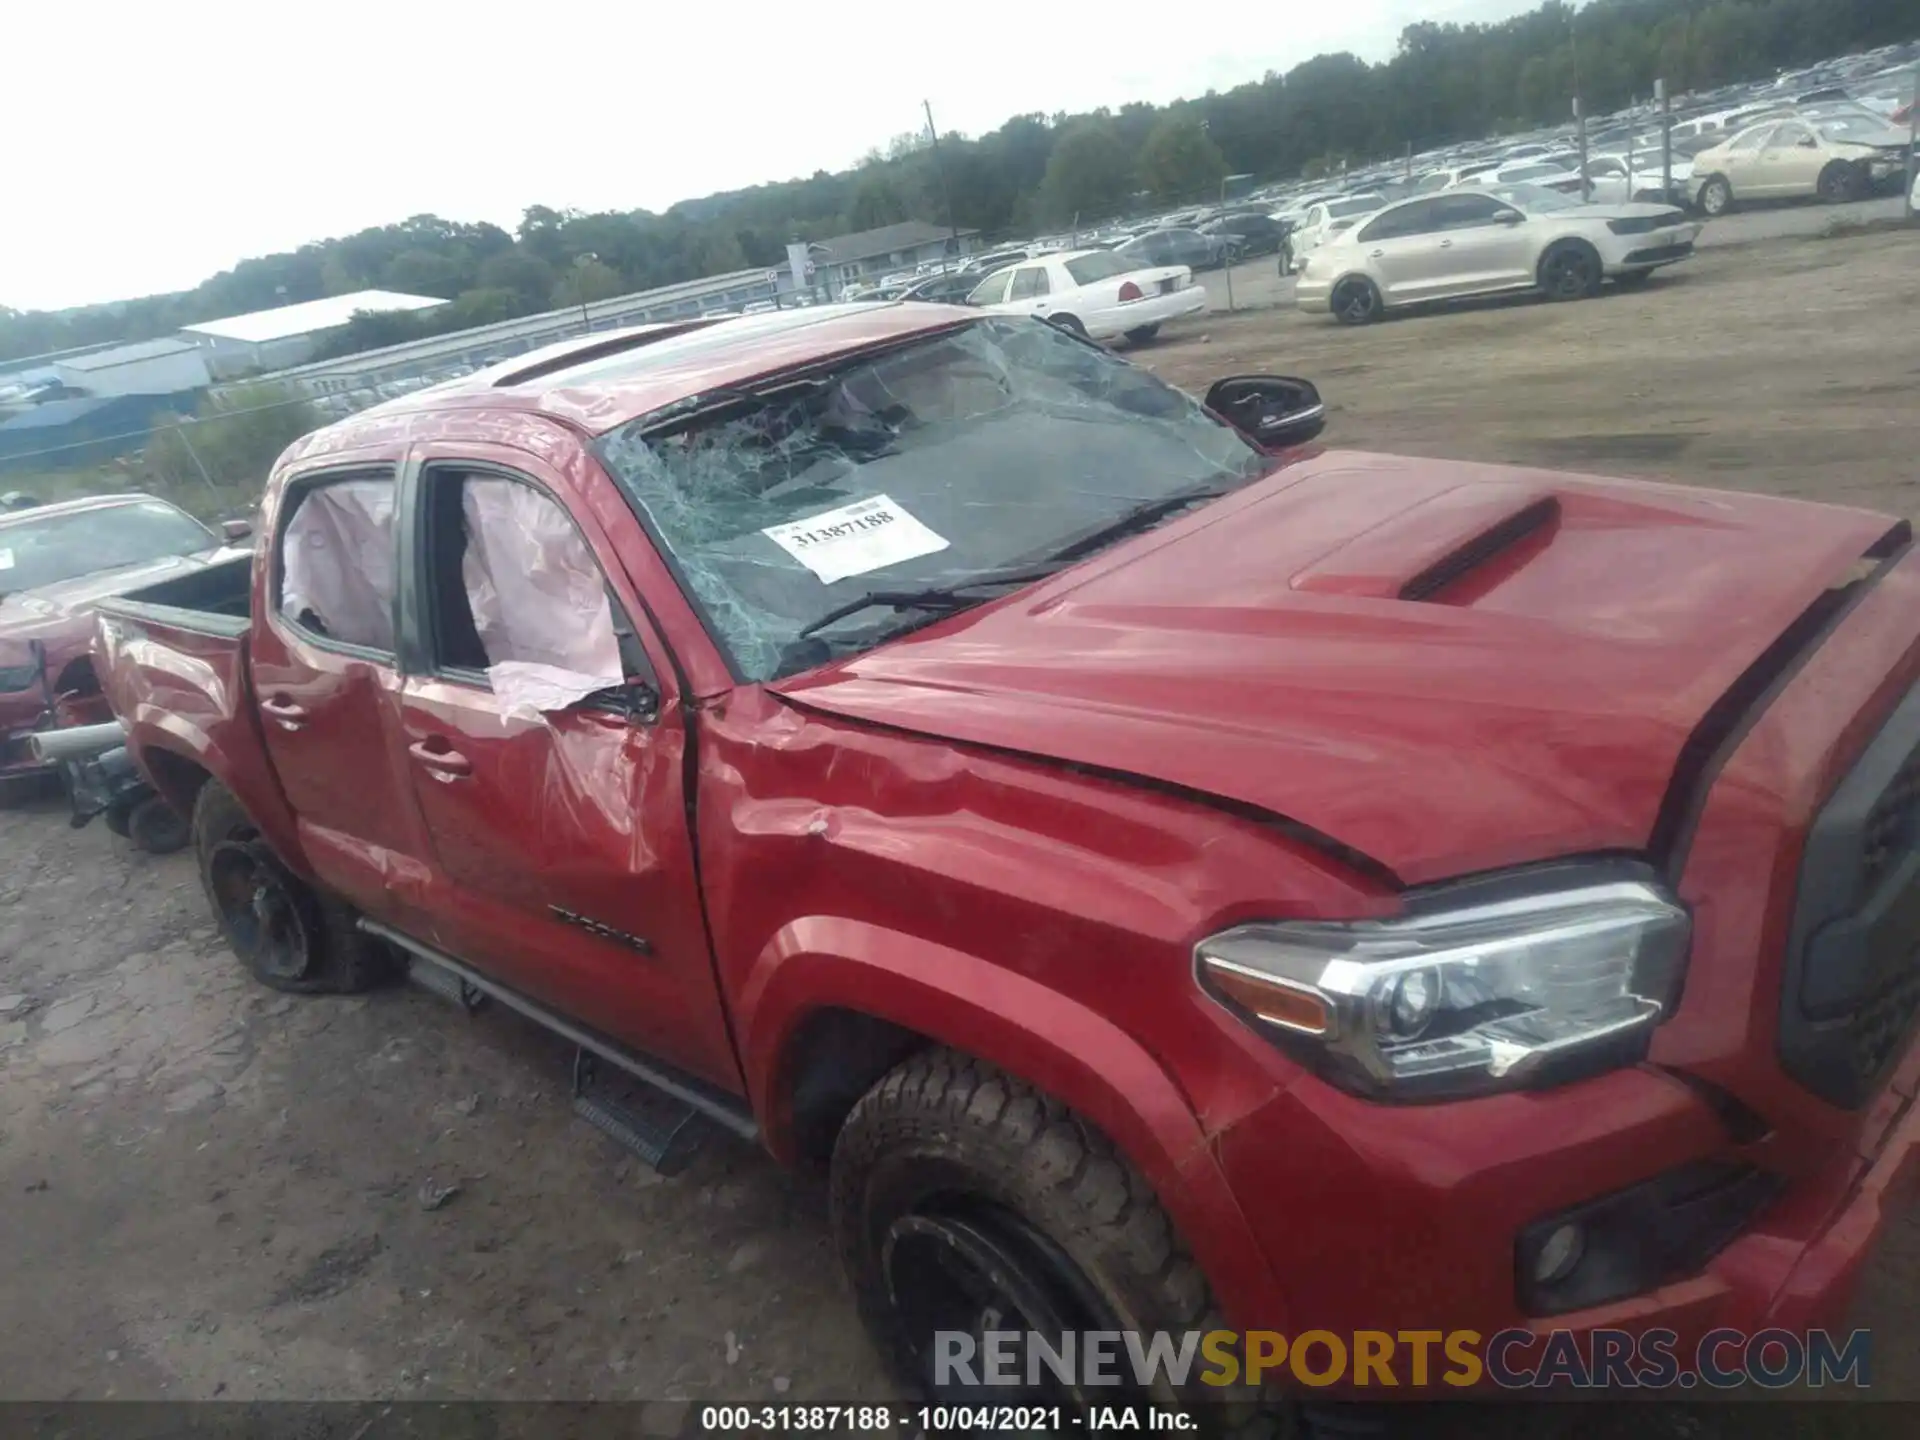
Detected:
left=1778, top=674, right=1920, bottom=1109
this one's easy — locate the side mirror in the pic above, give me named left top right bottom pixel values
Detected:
left=1495, top=209, right=1526, bottom=225
left=1204, top=375, right=1327, bottom=451
left=222, top=518, right=253, bottom=542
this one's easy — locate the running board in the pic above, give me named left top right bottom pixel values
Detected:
left=572, top=1049, right=706, bottom=1175
left=357, top=918, right=758, bottom=1145
left=405, top=953, right=487, bottom=1013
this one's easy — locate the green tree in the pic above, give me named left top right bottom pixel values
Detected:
left=552, top=257, right=627, bottom=310
left=1136, top=113, right=1228, bottom=203
left=1037, top=121, right=1136, bottom=224
left=476, top=249, right=556, bottom=310
left=846, top=173, right=914, bottom=232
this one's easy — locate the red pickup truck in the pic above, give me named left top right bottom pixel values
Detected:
left=93, top=306, right=1919, bottom=1414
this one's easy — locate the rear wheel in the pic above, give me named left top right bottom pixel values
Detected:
left=1698, top=175, right=1733, bottom=217
left=1539, top=241, right=1603, bottom=301
left=832, top=1050, right=1277, bottom=1436
left=1124, top=323, right=1161, bottom=344
left=1613, top=269, right=1654, bottom=289
left=1330, top=277, right=1382, bottom=325
left=193, top=781, right=393, bottom=993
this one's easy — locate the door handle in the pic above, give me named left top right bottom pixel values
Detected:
left=1369, top=249, right=1386, bottom=258
left=408, top=739, right=473, bottom=780
left=1439, top=239, right=1454, bottom=248
left=261, top=695, right=308, bottom=731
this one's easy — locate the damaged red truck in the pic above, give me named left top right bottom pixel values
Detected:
left=91, top=305, right=1919, bottom=1413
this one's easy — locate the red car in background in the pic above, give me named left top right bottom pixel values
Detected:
left=0, top=494, right=250, bottom=790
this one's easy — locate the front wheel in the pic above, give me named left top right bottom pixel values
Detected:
left=1329, top=277, right=1382, bottom=325
left=1540, top=242, right=1603, bottom=301
left=1048, top=314, right=1088, bottom=338
left=1817, top=160, right=1866, bottom=204
left=1123, top=324, right=1161, bottom=344
left=1698, top=175, right=1733, bottom=217
left=831, top=1050, right=1270, bottom=1434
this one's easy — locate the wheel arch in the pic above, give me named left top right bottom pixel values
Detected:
left=739, top=917, right=1290, bottom=1330
left=123, top=716, right=311, bottom=875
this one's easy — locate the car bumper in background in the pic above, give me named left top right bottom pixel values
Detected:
left=1092, top=286, right=1208, bottom=339
left=1605, top=223, right=1701, bottom=272
left=1619, top=240, right=1697, bottom=267
left=1292, top=273, right=1335, bottom=312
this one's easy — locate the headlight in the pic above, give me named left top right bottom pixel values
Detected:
left=1196, top=863, right=1690, bottom=1100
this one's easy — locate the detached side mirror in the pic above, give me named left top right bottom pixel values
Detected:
left=1205, top=375, right=1327, bottom=451
left=222, top=518, right=253, bottom=542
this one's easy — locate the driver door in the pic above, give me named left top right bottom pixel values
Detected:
left=393, top=448, right=740, bottom=1091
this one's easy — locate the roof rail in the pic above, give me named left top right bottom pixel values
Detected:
left=489, top=318, right=722, bottom=389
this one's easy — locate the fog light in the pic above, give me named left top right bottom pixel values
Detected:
left=1532, top=1222, right=1585, bottom=1284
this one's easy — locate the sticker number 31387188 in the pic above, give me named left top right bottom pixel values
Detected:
left=761, top=494, right=950, bottom=585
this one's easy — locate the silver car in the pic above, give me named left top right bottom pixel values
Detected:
left=1293, top=184, right=1702, bottom=325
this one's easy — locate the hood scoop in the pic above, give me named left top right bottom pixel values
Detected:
left=1290, top=481, right=1560, bottom=604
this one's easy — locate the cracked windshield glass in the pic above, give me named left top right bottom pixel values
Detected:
left=599, top=318, right=1264, bottom=680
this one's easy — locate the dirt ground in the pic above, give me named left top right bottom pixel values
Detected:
left=3, top=224, right=1919, bottom=1419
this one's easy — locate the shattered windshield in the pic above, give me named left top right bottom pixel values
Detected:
left=598, top=317, right=1266, bottom=682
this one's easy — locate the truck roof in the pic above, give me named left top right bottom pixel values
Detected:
left=307, top=303, right=967, bottom=457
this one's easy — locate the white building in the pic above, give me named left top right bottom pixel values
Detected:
left=51, top=338, right=211, bottom=397
left=180, top=289, right=448, bottom=378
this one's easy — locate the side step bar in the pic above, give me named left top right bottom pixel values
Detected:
left=572, top=1050, right=706, bottom=1175
left=357, top=919, right=759, bottom=1148
left=405, top=951, right=487, bottom=1013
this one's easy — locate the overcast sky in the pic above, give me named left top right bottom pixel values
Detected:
left=3, top=0, right=1541, bottom=312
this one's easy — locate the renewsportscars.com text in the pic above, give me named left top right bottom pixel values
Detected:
left=934, top=1327, right=1872, bottom=1390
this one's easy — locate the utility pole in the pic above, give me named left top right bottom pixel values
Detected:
left=924, top=101, right=963, bottom=269
left=1658, top=77, right=1672, bottom=204
left=1570, top=10, right=1589, bottom=199
left=1906, top=67, right=1918, bottom=221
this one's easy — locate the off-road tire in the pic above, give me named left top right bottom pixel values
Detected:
left=831, top=1048, right=1283, bottom=1438
left=192, top=780, right=393, bottom=993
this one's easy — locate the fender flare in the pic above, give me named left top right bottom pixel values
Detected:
left=735, top=916, right=1291, bottom=1331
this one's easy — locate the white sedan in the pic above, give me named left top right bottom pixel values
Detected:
left=965, top=249, right=1207, bottom=343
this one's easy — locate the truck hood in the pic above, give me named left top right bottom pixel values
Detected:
left=772, top=451, right=1898, bottom=886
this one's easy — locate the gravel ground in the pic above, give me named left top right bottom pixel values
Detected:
left=1, top=221, right=1917, bottom=1420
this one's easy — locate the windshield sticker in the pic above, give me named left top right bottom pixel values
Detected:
left=0, top=549, right=12, bottom=571
left=761, top=495, right=949, bottom=585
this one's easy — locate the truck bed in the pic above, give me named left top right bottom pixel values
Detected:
left=92, top=553, right=251, bottom=638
